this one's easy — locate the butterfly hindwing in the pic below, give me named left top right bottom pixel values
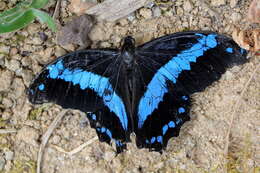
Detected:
left=28, top=49, right=130, bottom=151
left=134, top=31, right=247, bottom=151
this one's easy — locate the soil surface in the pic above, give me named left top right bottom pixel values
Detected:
left=0, top=0, right=259, bottom=173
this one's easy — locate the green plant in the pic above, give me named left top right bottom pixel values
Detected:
left=0, top=0, right=56, bottom=34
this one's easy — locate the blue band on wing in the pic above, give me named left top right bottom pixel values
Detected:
left=47, top=60, right=128, bottom=130
left=137, top=34, right=218, bottom=128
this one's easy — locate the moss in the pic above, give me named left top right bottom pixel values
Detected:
left=0, top=118, right=7, bottom=128
left=28, top=108, right=42, bottom=120
left=9, top=160, right=36, bottom=173
left=226, top=134, right=255, bottom=173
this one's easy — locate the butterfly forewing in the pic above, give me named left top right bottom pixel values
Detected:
left=28, top=49, right=130, bottom=151
left=134, top=31, right=247, bottom=151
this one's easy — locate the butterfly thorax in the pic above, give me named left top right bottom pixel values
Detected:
left=121, top=36, right=136, bottom=69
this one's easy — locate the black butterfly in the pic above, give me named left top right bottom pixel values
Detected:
left=28, top=31, right=248, bottom=153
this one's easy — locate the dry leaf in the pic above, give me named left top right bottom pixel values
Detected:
left=69, top=0, right=97, bottom=15
left=232, top=28, right=260, bottom=54
left=57, top=15, right=95, bottom=47
left=248, top=0, right=260, bottom=23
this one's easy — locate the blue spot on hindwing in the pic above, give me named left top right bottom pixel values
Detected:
left=151, top=137, right=156, bottom=143
left=178, top=107, right=185, bottom=114
left=138, top=34, right=218, bottom=128
left=162, top=125, right=168, bottom=135
left=226, top=47, right=233, bottom=53
left=47, top=60, right=128, bottom=130
left=157, top=136, right=163, bottom=143
left=182, top=96, right=188, bottom=100
left=38, top=84, right=45, bottom=91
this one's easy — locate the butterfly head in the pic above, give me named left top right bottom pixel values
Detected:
left=121, top=36, right=135, bottom=66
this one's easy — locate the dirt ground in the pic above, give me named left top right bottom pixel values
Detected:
left=0, top=0, right=259, bottom=173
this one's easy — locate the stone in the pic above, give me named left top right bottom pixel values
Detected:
left=31, top=36, right=43, bottom=45
left=183, top=0, right=193, bottom=12
left=144, top=1, right=155, bottom=8
left=51, top=135, right=61, bottom=145
left=21, top=57, right=32, bottom=67
left=0, top=55, right=4, bottom=67
left=127, top=13, right=136, bottom=22
left=0, top=70, right=13, bottom=92
left=5, top=59, right=20, bottom=72
left=0, top=2, right=6, bottom=10
left=4, top=151, right=14, bottom=161
left=0, top=157, right=5, bottom=171
left=21, top=69, right=33, bottom=87
left=9, top=47, right=18, bottom=56
left=0, top=45, right=10, bottom=54
left=38, top=32, right=48, bottom=42
left=69, top=0, right=97, bottom=15
left=2, top=97, right=13, bottom=108
left=16, top=126, right=40, bottom=146
left=27, top=23, right=40, bottom=34
left=139, top=8, right=152, bottom=19
left=55, top=46, right=67, bottom=57
left=231, top=12, right=242, bottom=22
left=152, top=7, right=162, bottom=17
left=118, top=18, right=128, bottom=26
left=211, top=0, right=226, bottom=6
left=11, top=78, right=25, bottom=98
left=100, top=42, right=111, bottom=48
left=230, top=0, right=239, bottom=8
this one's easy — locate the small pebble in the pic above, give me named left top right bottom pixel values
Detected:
left=0, top=2, right=6, bottom=10
left=38, top=32, right=48, bottom=42
left=9, top=48, right=18, bottom=56
left=231, top=12, right=242, bottom=22
left=2, top=97, right=13, bottom=108
left=0, top=45, right=10, bottom=54
left=55, top=46, right=67, bottom=57
left=152, top=7, right=162, bottom=17
left=100, top=42, right=111, bottom=48
left=21, top=69, right=33, bottom=87
left=4, top=151, right=14, bottom=161
left=51, top=135, right=61, bottom=145
left=230, top=0, right=239, bottom=8
left=139, top=8, right=152, bottom=19
left=0, top=56, right=4, bottom=67
left=27, top=24, right=40, bottom=34
left=127, top=13, right=136, bottom=22
left=5, top=59, right=20, bottom=72
left=21, top=57, right=32, bottom=67
left=0, top=157, right=5, bottom=171
left=211, top=0, right=226, bottom=7
left=183, top=0, right=193, bottom=12
left=21, top=51, right=31, bottom=57
left=16, top=126, right=40, bottom=146
left=144, top=1, right=155, bottom=8
left=0, top=70, right=13, bottom=92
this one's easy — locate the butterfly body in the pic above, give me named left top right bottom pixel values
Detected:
left=28, top=31, right=248, bottom=152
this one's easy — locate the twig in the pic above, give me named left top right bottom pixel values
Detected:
left=0, top=129, right=17, bottom=134
left=86, top=0, right=148, bottom=22
left=52, top=0, right=61, bottom=19
left=224, top=63, right=259, bottom=156
left=197, top=0, right=221, bottom=22
left=37, top=110, right=67, bottom=173
left=51, top=136, right=98, bottom=156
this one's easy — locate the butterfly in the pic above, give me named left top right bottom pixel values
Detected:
left=28, top=31, right=248, bottom=153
